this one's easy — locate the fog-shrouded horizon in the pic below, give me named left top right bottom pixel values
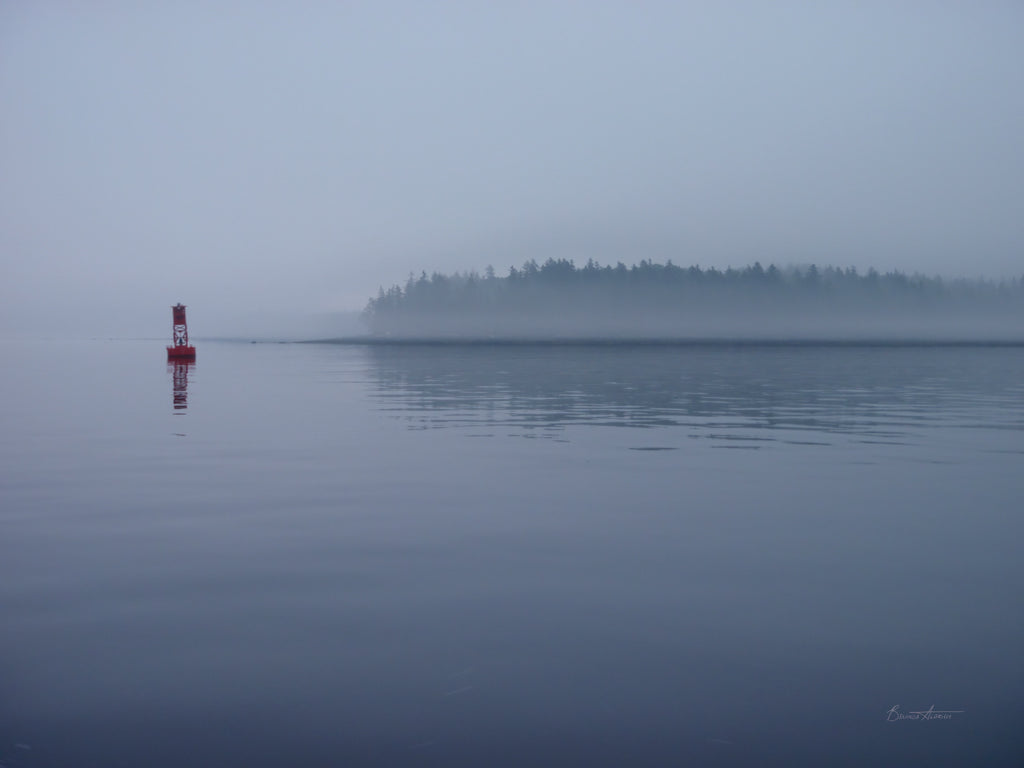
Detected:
left=359, top=259, right=1024, bottom=341
left=2, top=3, right=1022, bottom=338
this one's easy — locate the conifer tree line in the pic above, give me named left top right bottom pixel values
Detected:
left=362, top=258, right=1024, bottom=337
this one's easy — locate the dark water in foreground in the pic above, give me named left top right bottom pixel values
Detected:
left=2, top=339, right=1022, bottom=767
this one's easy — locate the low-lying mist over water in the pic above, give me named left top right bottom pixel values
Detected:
left=4, top=2, right=1024, bottom=764
left=360, top=260, right=1024, bottom=341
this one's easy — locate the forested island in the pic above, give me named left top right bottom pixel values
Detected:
left=362, top=259, right=1024, bottom=340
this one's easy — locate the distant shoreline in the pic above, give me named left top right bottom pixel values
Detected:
left=294, top=336, right=1024, bottom=348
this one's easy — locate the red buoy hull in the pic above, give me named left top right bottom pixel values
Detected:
left=167, top=346, right=196, bottom=360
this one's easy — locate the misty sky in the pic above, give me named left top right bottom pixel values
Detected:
left=2, top=2, right=1022, bottom=336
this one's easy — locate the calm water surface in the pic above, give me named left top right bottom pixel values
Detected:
left=2, top=339, right=1023, bottom=766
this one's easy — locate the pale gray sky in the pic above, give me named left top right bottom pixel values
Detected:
left=2, top=2, right=1022, bottom=336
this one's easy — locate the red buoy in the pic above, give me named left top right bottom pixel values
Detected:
left=167, top=303, right=197, bottom=360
